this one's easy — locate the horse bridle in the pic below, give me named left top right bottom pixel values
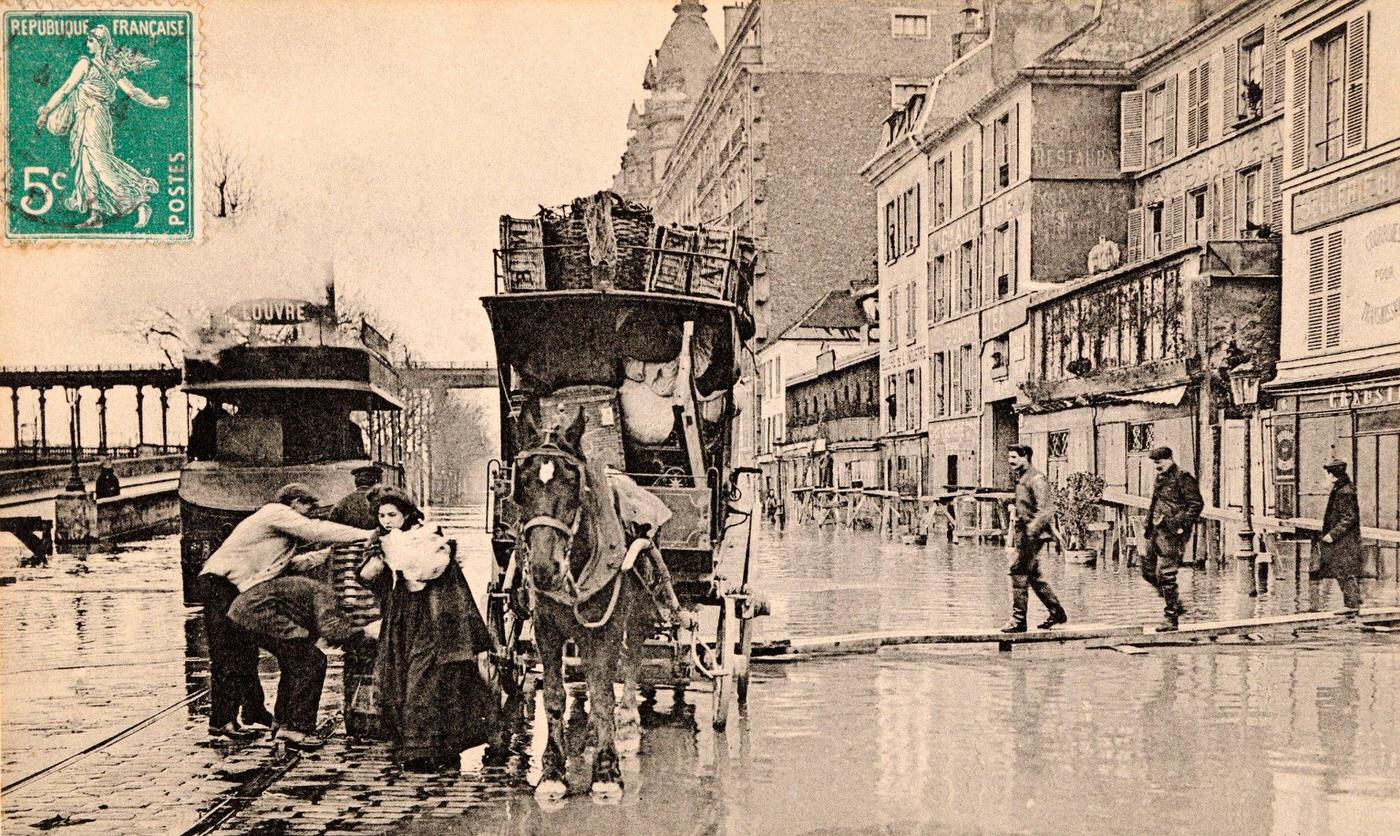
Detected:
left=515, top=445, right=589, bottom=589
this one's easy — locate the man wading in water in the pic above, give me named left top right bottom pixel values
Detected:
left=1001, top=444, right=1068, bottom=633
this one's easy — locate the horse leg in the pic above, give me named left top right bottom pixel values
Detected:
left=614, top=589, right=645, bottom=758
left=533, top=614, right=569, bottom=802
left=582, top=627, right=623, bottom=802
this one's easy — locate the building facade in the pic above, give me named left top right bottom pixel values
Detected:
left=782, top=347, right=882, bottom=491
left=648, top=0, right=962, bottom=470
left=754, top=288, right=875, bottom=500
left=611, top=2, right=721, bottom=204
left=1269, top=0, right=1399, bottom=554
left=1017, top=0, right=1288, bottom=562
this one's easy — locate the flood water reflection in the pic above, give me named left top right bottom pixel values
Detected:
left=428, top=519, right=1400, bottom=835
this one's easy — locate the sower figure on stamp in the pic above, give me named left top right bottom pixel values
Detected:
left=33, top=25, right=168, bottom=229
left=1001, top=444, right=1067, bottom=634
left=1318, top=459, right=1365, bottom=614
left=1143, top=447, right=1204, bottom=632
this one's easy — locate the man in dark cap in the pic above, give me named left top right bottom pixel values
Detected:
left=1143, top=446, right=1203, bottom=631
left=329, top=465, right=383, bottom=530
left=1318, top=458, right=1364, bottom=613
left=1000, top=444, right=1067, bottom=633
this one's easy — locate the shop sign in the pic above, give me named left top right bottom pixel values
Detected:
left=1327, top=382, right=1400, bottom=410
left=1292, top=157, right=1400, bottom=233
left=227, top=298, right=313, bottom=325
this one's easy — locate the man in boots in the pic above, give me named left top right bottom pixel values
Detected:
left=1143, top=447, right=1203, bottom=632
left=1319, top=459, right=1364, bottom=614
left=1001, top=444, right=1067, bottom=633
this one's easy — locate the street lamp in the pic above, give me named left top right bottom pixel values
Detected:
left=63, top=386, right=84, bottom=493
left=1227, top=361, right=1261, bottom=561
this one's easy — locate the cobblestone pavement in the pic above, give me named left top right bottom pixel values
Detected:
left=3, top=510, right=1399, bottom=835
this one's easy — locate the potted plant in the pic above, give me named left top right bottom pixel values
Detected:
left=1054, top=471, right=1106, bottom=565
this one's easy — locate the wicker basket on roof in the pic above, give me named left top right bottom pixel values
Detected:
left=540, top=191, right=653, bottom=291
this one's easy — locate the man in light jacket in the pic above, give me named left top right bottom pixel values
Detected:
left=197, top=482, right=373, bottom=740
left=1001, top=444, right=1067, bottom=633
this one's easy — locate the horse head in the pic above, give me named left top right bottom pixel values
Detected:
left=513, top=404, right=589, bottom=595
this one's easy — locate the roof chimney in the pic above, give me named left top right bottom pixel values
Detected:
left=724, top=4, right=745, bottom=46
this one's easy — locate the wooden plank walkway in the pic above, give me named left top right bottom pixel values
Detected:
left=751, top=607, right=1400, bottom=662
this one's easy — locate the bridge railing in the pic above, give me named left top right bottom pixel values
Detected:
left=0, top=445, right=186, bottom=468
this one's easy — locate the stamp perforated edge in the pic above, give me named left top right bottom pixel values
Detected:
left=1, top=0, right=206, bottom=247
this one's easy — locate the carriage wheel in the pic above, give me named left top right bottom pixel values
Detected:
left=711, top=598, right=732, bottom=730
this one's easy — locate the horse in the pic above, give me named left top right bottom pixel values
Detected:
left=512, top=405, right=659, bottom=803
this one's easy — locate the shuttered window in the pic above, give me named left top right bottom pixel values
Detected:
left=1306, top=229, right=1343, bottom=351
left=1146, top=82, right=1168, bottom=167
left=1186, top=60, right=1211, bottom=150
left=1302, top=16, right=1368, bottom=172
left=905, top=280, right=916, bottom=342
left=931, top=157, right=949, bottom=226
left=1120, top=90, right=1145, bottom=172
left=962, top=141, right=976, bottom=209
left=1165, top=194, right=1186, bottom=250
left=929, top=254, right=948, bottom=323
left=1126, top=206, right=1144, bottom=263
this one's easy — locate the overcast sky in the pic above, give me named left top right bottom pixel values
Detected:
left=1, top=0, right=724, bottom=368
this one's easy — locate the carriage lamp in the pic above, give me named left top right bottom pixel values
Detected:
left=63, top=386, right=84, bottom=493
left=1227, top=362, right=1261, bottom=563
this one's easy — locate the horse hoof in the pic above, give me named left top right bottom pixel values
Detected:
left=590, top=781, right=623, bottom=803
left=534, top=779, right=569, bottom=802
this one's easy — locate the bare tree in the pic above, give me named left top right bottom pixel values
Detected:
left=203, top=134, right=253, bottom=219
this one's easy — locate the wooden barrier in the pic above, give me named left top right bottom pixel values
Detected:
left=750, top=606, right=1400, bottom=661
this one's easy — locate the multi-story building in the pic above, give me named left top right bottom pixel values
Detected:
left=611, top=2, right=720, bottom=204
left=782, top=346, right=882, bottom=491
left=864, top=91, right=934, bottom=493
left=650, top=0, right=962, bottom=469
left=754, top=288, right=875, bottom=499
left=1017, top=0, right=1287, bottom=561
left=910, top=0, right=1201, bottom=494
left=1268, top=0, right=1399, bottom=555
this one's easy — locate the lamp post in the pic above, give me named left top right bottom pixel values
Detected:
left=63, top=386, right=84, bottom=493
left=1227, top=362, right=1261, bottom=562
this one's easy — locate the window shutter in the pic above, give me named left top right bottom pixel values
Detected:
left=1325, top=229, right=1343, bottom=348
left=1263, top=17, right=1280, bottom=112
left=1186, top=66, right=1200, bottom=149
left=1163, top=74, right=1179, bottom=160
left=944, top=153, right=954, bottom=219
left=1344, top=14, right=1368, bottom=153
left=1126, top=207, right=1144, bottom=263
left=1219, top=174, right=1237, bottom=239
left=1009, top=104, right=1019, bottom=183
left=1166, top=194, right=1185, bottom=250
left=1198, top=59, right=1211, bottom=145
left=981, top=229, right=995, bottom=303
left=983, top=123, right=995, bottom=195
left=1008, top=217, right=1018, bottom=294
left=1120, top=91, right=1145, bottom=172
left=1289, top=45, right=1309, bottom=174
left=1266, top=155, right=1283, bottom=233
left=1222, top=40, right=1239, bottom=128
left=1306, top=234, right=1325, bottom=351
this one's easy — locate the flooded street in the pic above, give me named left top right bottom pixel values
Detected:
left=3, top=512, right=1399, bottom=834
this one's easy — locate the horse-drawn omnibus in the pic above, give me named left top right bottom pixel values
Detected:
left=177, top=296, right=405, bottom=603
left=483, top=191, right=765, bottom=799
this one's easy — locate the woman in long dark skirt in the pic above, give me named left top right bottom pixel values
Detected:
left=357, top=487, right=499, bottom=773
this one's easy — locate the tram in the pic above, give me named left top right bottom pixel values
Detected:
left=176, top=295, right=405, bottom=603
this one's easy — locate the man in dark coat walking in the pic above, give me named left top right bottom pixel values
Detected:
left=1319, top=459, right=1364, bottom=613
left=1000, top=444, right=1067, bottom=633
left=1143, top=447, right=1203, bottom=632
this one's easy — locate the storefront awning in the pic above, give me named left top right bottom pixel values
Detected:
left=1108, top=384, right=1188, bottom=406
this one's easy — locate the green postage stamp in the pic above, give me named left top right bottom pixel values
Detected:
left=4, top=8, right=197, bottom=241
